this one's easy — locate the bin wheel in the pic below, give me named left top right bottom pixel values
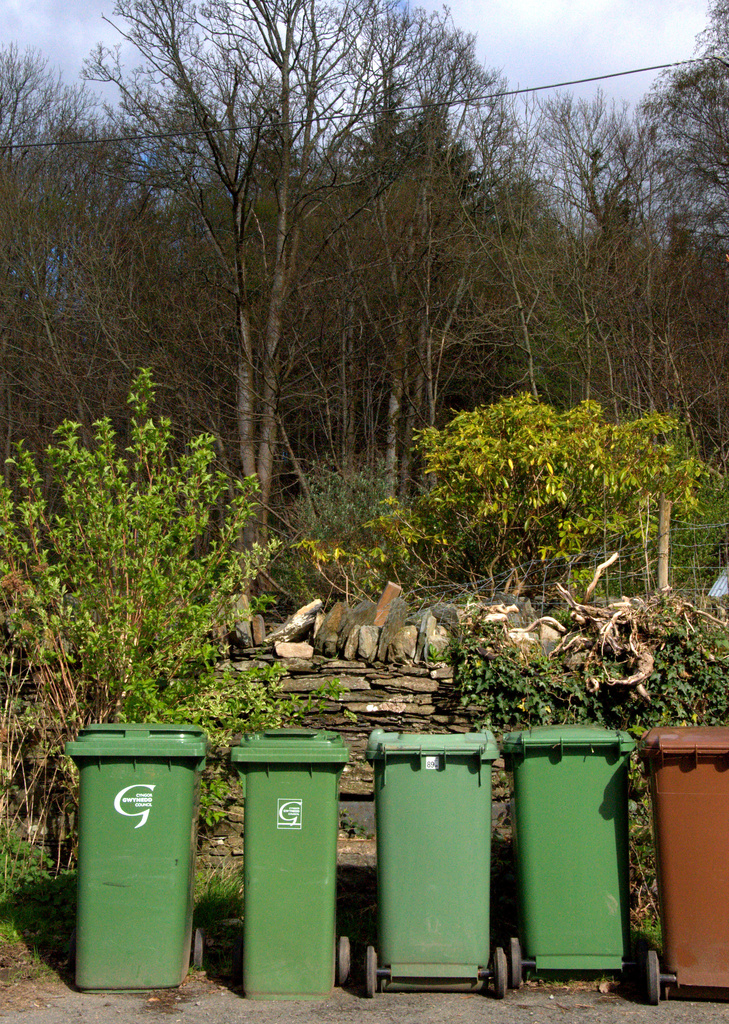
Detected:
left=634, top=937, right=648, bottom=987
left=645, top=949, right=661, bottom=1006
left=508, top=936, right=522, bottom=989
left=337, top=935, right=351, bottom=986
left=365, top=945, right=378, bottom=998
left=231, top=935, right=243, bottom=986
left=492, top=946, right=507, bottom=1000
left=192, top=928, right=205, bottom=969
left=67, top=928, right=77, bottom=972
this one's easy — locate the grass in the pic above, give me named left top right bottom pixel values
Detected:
left=193, top=866, right=244, bottom=932
left=0, top=857, right=76, bottom=969
left=0, top=837, right=249, bottom=984
left=634, top=919, right=662, bottom=953
left=0, top=856, right=76, bottom=982
left=192, top=866, right=244, bottom=977
left=193, top=862, right=381, bottom=986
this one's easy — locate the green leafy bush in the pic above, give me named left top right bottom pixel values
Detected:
left=167, top=663, right=348, bottom=828
left=0, top=369, right=272, bottom=728
left=0, top=370, right=279, bottom=849
left=375, top=394, right=706, bottom=588
left=450, top=625, right=638, bottom=731
left=449, top=602, right=729, bottom=734
left=0, top=830, right=76, bottom=955
left=275, top=463, right=393, bottom=605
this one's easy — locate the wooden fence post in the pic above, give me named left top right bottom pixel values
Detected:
left=658, top=494, right=672, bottom=590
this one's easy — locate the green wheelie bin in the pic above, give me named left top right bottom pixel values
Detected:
left=364, top=729, right=505, bottom=997
left=230, top=729, right=349, bottom=1000
left=501, top=725, right=635, bottom=986
left=65, top=723, right=208, bottom=990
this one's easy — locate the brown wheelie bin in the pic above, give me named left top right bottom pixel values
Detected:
left=638, top=727, right=729, bottom=1003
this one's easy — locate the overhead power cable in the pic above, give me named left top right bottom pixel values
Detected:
left=496, top=58, right=702, bottom=97
left=0, top=56, right=707, bottom=153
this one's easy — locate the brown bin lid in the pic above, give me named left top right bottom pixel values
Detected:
left=639, top=726, right=729, bottom=759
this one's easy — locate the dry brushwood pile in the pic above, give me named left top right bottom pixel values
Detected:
left=455, top=552, right=729, bottom=723
left=551, top=587, right=722, bottom=702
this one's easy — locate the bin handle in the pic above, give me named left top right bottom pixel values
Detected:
left=511, top=738, right=629, bottom=755
left=654, top=743, right=729, bottom=761
left=379, top=744, right=486, bottom=758
left=657, top=743, right=722, bottom=756
left=377, top=744, right=489, bottom=775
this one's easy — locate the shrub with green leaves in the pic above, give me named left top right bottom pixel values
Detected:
left=0, top=370, right=279, bottom=841
left=449, top=602, right=729, bottom=735
left=168, top=663, right=350, bottom=829
left=450, top=625, right=631, bottom=731
left=0, top=829, right=77, bottom=956
left=276, top=462, right=393, bottom=605
left=375, top=394, right=706, bottom=587
left=0, top=369, right=271, bottom=728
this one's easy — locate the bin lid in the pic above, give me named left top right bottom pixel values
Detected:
left=501, top=725, right=634, bottom=755
left=639, top=726, right=729, bottom=759
left=365, top=728, right=498, bottom=762
left=230, top=729, right=349, bottom=764
left=65, top=723, right=208, bottom=760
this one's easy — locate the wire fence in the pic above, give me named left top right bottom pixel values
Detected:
left=410, top=517, right=729, bottom=613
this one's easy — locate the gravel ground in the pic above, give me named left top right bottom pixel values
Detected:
left=3, top=974, right=729, bottom=1024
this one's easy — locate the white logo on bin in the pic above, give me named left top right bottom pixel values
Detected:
left=277, top=798, right=303, bottom=829
left=425, top=756, right=441, bottom=770
left=113, top=784, right=156, bottom=828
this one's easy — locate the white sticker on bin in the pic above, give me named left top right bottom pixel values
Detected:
left=277, top=798, right=303, bottom=829
left=113, top=784, right=156, bottom=828
left=425, top=756, right=440, bottom=770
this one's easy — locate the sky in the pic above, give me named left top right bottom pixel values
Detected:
left=0, top=0, right=711, bottom=109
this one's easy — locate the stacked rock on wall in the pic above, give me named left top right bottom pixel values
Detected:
left=199, top=585, right=538, bottom=866
left=197, top=656, right=468, bottom=867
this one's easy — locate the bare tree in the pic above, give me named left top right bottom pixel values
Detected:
left=0, top=45, right=103, bottom=460
left=85, top=0, right=388, bottom=538
left=344, top=6, right=500, bottom=493
left=463, top=95, right=556, bottom=400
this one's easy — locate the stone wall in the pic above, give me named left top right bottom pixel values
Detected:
left=197, top=652, right=481, bottom=867
left=198, top=587, right=535, bottom=867
left=5, top=586, right=523, bottom=868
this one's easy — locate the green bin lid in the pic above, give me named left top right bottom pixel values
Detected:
left=501, top=725, right=634, bottom=755
left=230, top=729, right=349, bottom=764
left=639, top=726, right=729, bottom=759
left=65, top=723, right=208, bottom=760
left=365, top=728, right=498, bottom=762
